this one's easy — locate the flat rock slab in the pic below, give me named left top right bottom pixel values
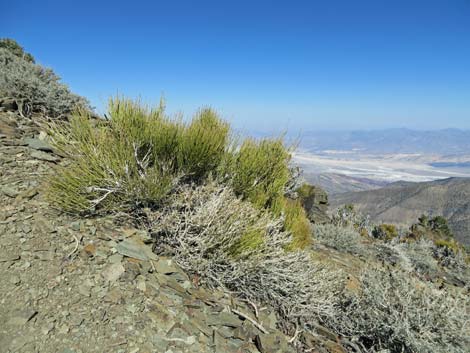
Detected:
left=24, top=138, right=54, bottom=152
left=115, top=238, right=157, bottom=261
left=1, top=186, right=19, bottom=198
left=0, top=253, right=20, bottom=262
left=206, top=312, right=243, bottom=328
left=101, top=262, right=125, bottom=282
left=155, top=258, right=180, bottom=274
left=7, top=309, right=38, bottom=326
left=30, top=150, right=60, bottom=162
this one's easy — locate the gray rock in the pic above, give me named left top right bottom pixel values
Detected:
left=0, top=253, right=20, bottom=262
left=101, top=262, right=125, bottom=282
left=152, top=335, right=169, bottom=351
left=30, top=150, right=60, bottom=162
left=255, top=333, right=281, bottom=353
left=70, top=220, right=82, bottom=231
left=8, top=336, right=34, bottom=352
left=206, top=312, right=242, bottom=328
left=156, top=274, right=187, bottom=295
left=121, top=260, right=141, bottom=281
left=60, top=349, right=76, bottom=353
left=7, top=309, right=38, bottom=326
left=24, top=137, right=54, bottom=152
left=9, top=275, right=21, bottom=285
left=297, top=183, right=330, bottom=224
left=116, top=239, right=157, bottom=261
left=35, top=250, right=55, bottom=261
left=108, top=253, right=124, bottom=264
left=1, top=186, right=19, bottom=198
left=155, top=258, right=180, bottom=274
left=78, top=283, right=92, bottom=297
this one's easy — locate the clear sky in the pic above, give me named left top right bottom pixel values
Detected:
left=3, top=0, right=470, bottom=132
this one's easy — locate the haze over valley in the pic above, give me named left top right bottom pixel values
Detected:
left=292, top=128, right=470, bottom=194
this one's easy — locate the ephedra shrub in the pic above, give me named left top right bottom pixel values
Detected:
left=48, top=97, right=311, bottom=249
left=48, top=98, right=230, bottom=213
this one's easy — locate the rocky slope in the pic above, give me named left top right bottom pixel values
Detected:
left=330, top=177, right=470, bottom=245
left=0, top=110, right=288, bottom=353
left=0, top=110, right=349, bottom=353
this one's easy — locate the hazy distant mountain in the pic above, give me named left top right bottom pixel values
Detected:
left=304, top=173, right=389, bottom=195
left=330, top=177, right=470, bottom=245
left=298, top=128, right=470, bottom=155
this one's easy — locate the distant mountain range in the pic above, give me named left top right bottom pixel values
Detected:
left=297, top=128, right=470, bottom=155
left=330, top=177, right=470, bottom=246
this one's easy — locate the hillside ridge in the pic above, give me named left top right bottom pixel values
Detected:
left=331, top=177, right=470, bottom=245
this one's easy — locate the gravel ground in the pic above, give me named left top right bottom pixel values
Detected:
left=0, top=111, right=300, bottom=353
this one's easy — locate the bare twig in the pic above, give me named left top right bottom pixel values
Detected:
left=67, top=234, right=80, bottom=258
left=231, top=308, right=269, bottom=334
left=288, top=324, right=302, bottom=343
left=87, top=186, right=116, bottom=208
left=241, top=298, right=260, bottom=319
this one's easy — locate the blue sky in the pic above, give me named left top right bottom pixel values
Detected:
left=2, top=0, right=470, bottom=132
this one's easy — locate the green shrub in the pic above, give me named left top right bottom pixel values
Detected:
left=296, top=182, right=316, bottom=199
left=229, top=228, right=266, bottom=257
left=429, top=215, right=453, bottom=237
left=0, top=46, right=90, bottom=117
left=228, top=138, right=291, bottom=209
left=417, top=215, right=453, bottom=238
left=372, top=223, right=399, bottom=240
left=48, top=111, right=174, bottom=213
left=418, top=214, right=429, bottom=227
left=273, top=197, right=312, bottom=250
left=48, top=98, right=293, bottom=216
left=107, top=97, right=182, bottom=169
left=434, top=238, right=460, bottom=253
left=178, top=108, right=230, bottom=180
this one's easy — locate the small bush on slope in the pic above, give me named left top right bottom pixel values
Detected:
left=312, top=223, right=365, bottom=255
left=0, top=38, right=35, bottom=63
left=49, top=97, right=311, bottom=248
left=332, top=204, right=373, bottom=236
left=48, top=98, right=229, bottom=213
left=331, top=267, right=470, bottom=353
left=0, top=46, right=90, bottom=118
left=372, top=223, right=399, bottom=240
left=150, top=184, right=470, bottom=352
left=150, top=182, right=344, bottom=330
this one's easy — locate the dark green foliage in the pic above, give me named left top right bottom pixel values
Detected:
left=418, top=214, right=428, bottom=227
left=418, top=214, right=453, bottom=237
left=178, top=108, right=230, bottom=180
left=228, top=138, right=291, bottom=209
left=428, top=215, right=453, bottom=237
left=372, top=223, right=399, bottom=240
